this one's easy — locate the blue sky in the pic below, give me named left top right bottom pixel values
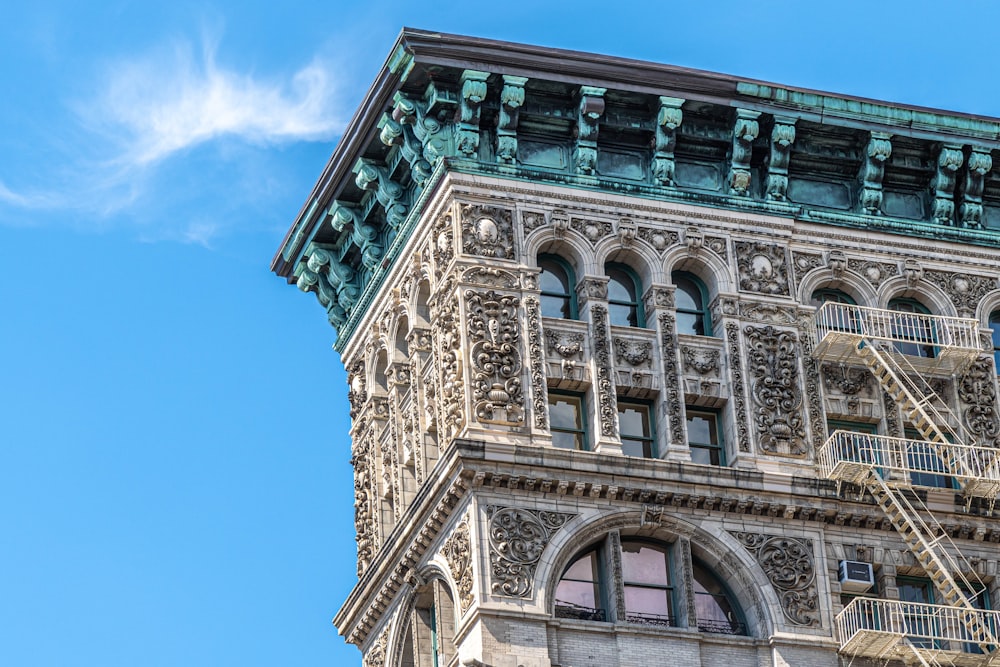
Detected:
left=3, top=2, right=1000, bottom=666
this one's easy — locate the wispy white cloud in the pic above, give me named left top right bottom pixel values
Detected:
left=88, top=36, right=345, bottom=166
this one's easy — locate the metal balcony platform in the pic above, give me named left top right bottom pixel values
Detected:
left=837, top=598, right=1000, bottom=665
left=812, top=303, right=982, bottom=376
left=819, top=431, right=1000, bottom=499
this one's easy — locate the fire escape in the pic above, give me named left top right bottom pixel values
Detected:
left=813, top=303, right=1000, bottom=666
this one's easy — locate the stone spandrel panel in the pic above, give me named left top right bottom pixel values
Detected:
left=441, top=512, right=475, bottom=616
left=731, top=531, right=820, bottom=628
left=485, top=505, right=576, bottom=599
left=744, top=324, right=809, bottom=457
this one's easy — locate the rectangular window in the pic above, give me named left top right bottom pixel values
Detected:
left=687, top=409, right=724, bottom=466
left=618, top=400, right=655, bottom=458
left=898, top=577, right=939, bottom=650
left=550, top=392, right=587, bottom=450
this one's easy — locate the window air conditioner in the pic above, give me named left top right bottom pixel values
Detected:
left=838, top=560, right=875, bottom=593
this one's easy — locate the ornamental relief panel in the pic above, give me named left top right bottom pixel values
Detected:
left=352, top=418, right=377, bottom=577
left=460, top=265, right=520, bottom=289
left=466, top=289, right=524, bottom=425
left=570, top=217, right=614, bottom=247
left=432, top=212, right=455, bottom=280
left=460, top=203, right=515, bottom=260
left=745, top=325, right=808, bottom=456
left=725, top=322, right=752, bottom=453
left=739, top=301, right=800, bottom=326
left=791, top=251, right=822, bottom=284
left=613, top=332, right=659, bottom=392
left=441, top=515, right=475, bottom=614
left=486, top=506, right=575, bottom=598
left=524, top=297, right=549, bottom=430
left=679, top=339, right=727, bottom=402
left=591, top=305, right=619, bottom=437
left=735, top=241, right=790, bottom=296
left=362, top=625, right=390, bottom=667
left=923, top=270, right=998, bottom=317
left=958, top=356, right=1000, bottom=447
left=732, top=532, right=820, bottom=627
left=847, top=258, right=898, bottom=289
left=821, top=363, right=879, bottom=420
left=659, top=312, right=685, bottom=447
left=433, top=292, right=465, bottom=441
left=544, top=325, right=588, bottom=385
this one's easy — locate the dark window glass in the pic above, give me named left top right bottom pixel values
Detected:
left=812, top=288, right=860, bottom=332
left=899, top=578, right=937, bottom=649
left=693, top=561, right=746, bottom=635
left=555, top=549, right=604, bottom=620
left=904, top=428, right=954, bottom=489
left=888, top=298, right=935, bottom=358
left=810, top=288, right=856, bottom=308
left=618, top=401, right=654, bottom=458
left=990, top=311, right=1000, bottom=373
left=673, top=271, right=711, bottom=336
left=688, top=409, right=723, bottom=466
left=606, top=263, right=644, bottom=328
left=539, top=255, right=576, bottom=319
left=550, top=393, right=586, bottom=450
left=621, top=542, right=674, bottom=626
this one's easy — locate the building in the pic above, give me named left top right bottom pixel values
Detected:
left=271, top=29, right=1000, bottom=667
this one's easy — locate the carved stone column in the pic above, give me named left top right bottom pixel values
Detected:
left=577, top=275, right=622, bottom=454
left=711, top=293, right=755, bottom=468
left=644, top=284, right=689, bottom=461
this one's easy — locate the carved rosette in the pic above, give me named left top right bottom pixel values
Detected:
left=460, top=204, right=515, bottom=260
left=725, top=322, right=752, bottom=452
left=847, top=258, right=897, bottom=288
left=486, top=506, right=575, bottom=598
left=570, top=218, right=614, bottom=247
left=959, top=356, right=1000, bottom=446
left=635, top=227, right=679, bottom=254
left=790, top=251, right=822, bottom=284
left=659, top=313, right=684, bottom=447
left=525, top=297, right=549, bottom=430
left=466, top=290, right=524, bottom=424
left=745, top=325, right=807, bottom=455
left=442, top=516, right=475, bottom=614
left=733, top=532, right=820, bottom=627
left=735, top=241, right=790, bottom=295
left=591, top=305, right=618, bottom=437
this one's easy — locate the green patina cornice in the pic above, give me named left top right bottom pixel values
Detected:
left=736, top=82, right=1000, bottom=143
left=276, top=30, right=1000, bottom=350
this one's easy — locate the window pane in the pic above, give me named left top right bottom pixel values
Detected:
left=621, top=438, right=648, bottom=458
left=676, top=311, right=704, bottom=336
left=556, top=580, right=598, bottom=609
left=624, top=586, right=672, bottom=617
left=619, top=405, right=650, bottom=438
left=675, top=279, right=700, bottom=311
left=608, top=302, right=637, bottom=327
left=621, top=544, right=669, bottom=586
left=690, top=447, right=720, bottom=466
left=688, top=414, right=717, bottom=444
left=552, top=431, right=583, bottom=450
left=539, top=269, right=568, bottom=295
left=607, top=273, right=634, bottom=303
left=540, top=294, right=570, bottom=319
left=550, top=398, right=581, bottom=430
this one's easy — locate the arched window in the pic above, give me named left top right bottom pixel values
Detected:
left=673, top=271, right=712, bottom=336
left=693, top=559, right=747, bottom=635
left=989, top=311, right=1000, bottom=372
left=888, top=297, right=935, bottom=358
left=539, top=254, right=577, bottom=319
left=606, top=262, right=645, bottom=327
left=811, top=288, right=858, bottom=333
left=810, top=288, right=856, bottom=308
left=554, top=536, right=747, bottom=635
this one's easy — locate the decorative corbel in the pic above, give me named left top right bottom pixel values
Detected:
left=393, top=92, right=449, bottom=165
left=354, top=159, right=409, bottom=229
left=931, top=143, right=964, bottom=225
left=859, top=132, right=892, bottom=215
left=574, top=86, right=606, bottom=175
left=378, top=112, right=432, bottom=184
left=651, top=96, right=683, bottom=185
left=455, top=70, right=489, bottom=157
left=617, top=217, right=637, bottom=247
left=960, top=148, right=993, bottom=229
left=496, top=75, right=527, bottom=165
left=550, top=209, right=570, bottom=236
left=766, top=117, right=796, bottom=201
left=903, top=259, right=923, bottom=286
left=827, top=250, right=847, bottom=277
left=728, top=109, right=760, bottom=196
left=326, top=201, right=382, bottom=269
left=684, top=226, right=704, bottom=253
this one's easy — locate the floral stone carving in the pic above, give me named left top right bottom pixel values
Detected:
left=681, top=347, right=720, bottom=375
left=467, top=290, right=523, bottom=424
left=486, top=506, right=575, bottom=598
left=442, top=516, right=474, bottom=614
left=363, top=626, right=389, bottom=667
left=726, top=322, right=752, bottom=453
left=525, top=297, right=548, bottom=430
left=958, top=356, right=1000, bottom=446
left=735, top=241, right=790, bottom=296
left=732, top=532, right=820, bottom=627
left=591, top=305, right=618, bottom=437
left=924, top=270, right=997, bottom=318
left=614, top=337, right=652, bottom=367
left=745, top=325, right=807, bottom=455
left=461, top=204, right=515, bottom=260
left=659, top=313, right=685, bottom=447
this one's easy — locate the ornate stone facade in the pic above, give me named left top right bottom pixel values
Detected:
left=274, top=31, right=1000, bottom=667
